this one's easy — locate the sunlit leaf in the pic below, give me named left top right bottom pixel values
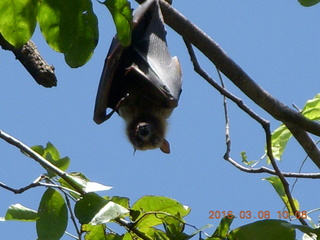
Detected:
left=301, top=94, right=320, bottom=121
left=0, top=0, right=37, bottom=47
left=102, top=0, right=133, bottom=46
left=131, top=196, right=190, bottom=229
left=162, top=215, right=190, bottom=239
left=212, top=215, right=235, bottom=238
left=228, top=220, right=296, bottom=240
left=5, top=204, right=38, bottom=221
left=143, top=228, right=169, bottom=239
left=31, top=142, right=70, bottom=177
left=269, top=94, right=320, bottom=161
left=59, top=172, right=112, bottom=198
left=269, top=124, right=292, bottom=160
left=82, top=224, right=107, bottom=240
left=282, top=222, right=320, bottom=239
left=63, top=0, right=99, bottom=68
left=36, top=188, right=68, bottom=240
left=263, top=176, right=299, bottom=215
left=110, top=196, right=130, bottom=209
left=90, top=201, right=129, bottom=225
left=37, top=0, right=98, bottom=67
left=85, top=181, right=113, bottom=193
left=75, top=193, right=128, bottom=225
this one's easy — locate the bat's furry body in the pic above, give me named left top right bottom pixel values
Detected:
left=94, top=0, right=182, bottom=153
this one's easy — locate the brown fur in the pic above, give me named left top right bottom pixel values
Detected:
left=118, top=92, right=173, bottom=153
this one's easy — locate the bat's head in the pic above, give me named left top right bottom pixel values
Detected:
left=126, top=115, right=170, bottom=154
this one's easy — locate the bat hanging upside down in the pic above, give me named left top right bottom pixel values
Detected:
left=93, top=0, right=182, bottom=154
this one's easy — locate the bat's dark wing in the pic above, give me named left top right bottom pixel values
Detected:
left=94, top=0, right=182, bottom=124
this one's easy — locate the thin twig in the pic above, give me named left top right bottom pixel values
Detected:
left=0, top=175, right=45, bottom=194
left=115, top=218, right=153, bottom=240
left=291, top=140, right=320, bottom=192
left=64, top=192, right=82, bottom=238
left=183, top=39, right=269, bottom=128
left=216, top=66, right=231, bottom=164
left=265, top=125, right=308, bottom=226
left=283, top=121, right=320, bottom=168
left=226, top=157, right=320, bottom=178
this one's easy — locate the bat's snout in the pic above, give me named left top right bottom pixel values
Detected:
left=136, top=122, right=161, bottom=147
left=137, top=122, right=151, bottom=137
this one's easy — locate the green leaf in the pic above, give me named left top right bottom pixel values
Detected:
left=228, top=220, right=296, bottom=240
left=269, top=124, right=292, bottom=160
left=139, top=227, right=169, bottom=240
left=241, top=151, right=256, bottom=166
left=162, top=215, right=189, bottom=239
left=63, top=0, right=99, bottom=68
left=104, top=233, right=125, bottom=240
left=75, top=193, right=129, bottom=225
left=5, top=204, right=38, bottom=221
left=212, top=215, right=235, bottom=238
left=91, top=201, right=129, bottom=225
left=282, top=222, right=320, bottom=239
left=110, top=196, right=130, bottom=209
left=301, top=94, right=320, bottom=121
left=32, top=142, right=70, bottom=178
left=131, top=196, right=190, bottom=229
left=263, top=176, right=299, bottom=215
left=269, top=94, right=320, bottom=160
left=31, top=145, right=45, bottom=155
left=36, top=188, right=68, bottom=240
left=75, top=193, right=108, bottom=224
left=59, top=172, right=112, bottom=198
left=299, top=0, right=320, bottom=7
left=82, top=224, right=107, bottom=240
left=0, top=0, right=37, bottom=47
left=85, top=181, right=113, bottom=193
left=103, top=0, right=133, bottom=46
left=37, top=0, right=98, bottom=67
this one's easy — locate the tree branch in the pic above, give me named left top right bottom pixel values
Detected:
left=156, top=0, right=320, bottom=137
left=225, top=157, right=320, bottom=179
left=157, top=0, right=320, bottom=169
left=0, top=130, right=85, bottom=195
left=184, top=39, right=320, bottom=179
left=0, top=175, right=44, bottom=194
left=283, top=121, right=320, bottom=168
left=0, top=34, right=57, bottom=88
left=184, top=40, right=309, bottom=226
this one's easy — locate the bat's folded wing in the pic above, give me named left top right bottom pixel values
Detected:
left=94, top=0, right=182, bottom=124
left=131, top=0, right=182, bottom=107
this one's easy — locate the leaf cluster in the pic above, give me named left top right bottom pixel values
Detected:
left=1, top=142, right=319, bottom=239
left=0, top=0, right=132, bottom=67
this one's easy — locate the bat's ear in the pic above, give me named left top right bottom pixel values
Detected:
left=160, top=139, right=170, bottom=154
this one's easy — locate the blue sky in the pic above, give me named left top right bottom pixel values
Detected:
left=1, top=0, right=320, bottom=239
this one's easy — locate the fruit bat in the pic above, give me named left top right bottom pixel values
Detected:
left=94, top=0, right=182, bottom=154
